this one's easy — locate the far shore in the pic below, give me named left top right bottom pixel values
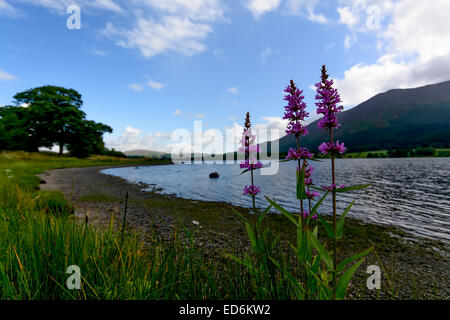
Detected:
left=38, top=164, right=449, bottom=300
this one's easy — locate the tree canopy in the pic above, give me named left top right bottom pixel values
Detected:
left=0, top=85, right=114, bottom=157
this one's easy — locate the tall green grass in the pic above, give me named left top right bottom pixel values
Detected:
left=0, top=151, right=303, bottom=300
left=0, top=151, right=391, bottom=300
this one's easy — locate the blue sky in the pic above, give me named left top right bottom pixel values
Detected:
left=1, top=0, right=449, bottom=152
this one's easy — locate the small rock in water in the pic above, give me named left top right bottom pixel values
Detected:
left=209, top=172, right=219, bottom=178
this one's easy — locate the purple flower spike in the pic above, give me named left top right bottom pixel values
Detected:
left=286, top=147, right=313, bottom=160
left=305, top=189, right=319, bottom=199
left=283, top=80, right=309, bottom=138
left=318, top=141, right=346, bottom=155
left=303, top=210, right=318, bottom=220
left=240, top=112, right=261, bottom=216
left=243, top=185, right=261, bottom=196
left=315, top=68, right=344, bottom=130
left=321, top=184, right=346, bottom=192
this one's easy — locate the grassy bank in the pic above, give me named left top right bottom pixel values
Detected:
left=276, top=148, right=450, bottom=160
left=342, top=148, right=450, bottom=159
left=0, top=151, right=447, bottom=300
left=0, top=151, right=301, bottom=299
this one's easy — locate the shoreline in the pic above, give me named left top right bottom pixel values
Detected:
left=38, top=164, right=449, bottom=299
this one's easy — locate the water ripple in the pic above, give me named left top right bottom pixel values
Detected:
left=102, top=158, right=450, bottom=244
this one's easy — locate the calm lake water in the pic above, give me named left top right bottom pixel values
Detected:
left=102, top=158, right=450, bottom=243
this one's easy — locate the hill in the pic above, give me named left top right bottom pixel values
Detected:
left=270, top=80, right=450, bottom=154
left=124, top=149, right=171, bottom=158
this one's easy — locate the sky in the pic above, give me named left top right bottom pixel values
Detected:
left=1, top=0, right=450, bottom=153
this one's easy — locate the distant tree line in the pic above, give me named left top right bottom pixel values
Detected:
left=0, top=85, right=125, bottom=158
left=362, top=148, right=443, bottom=158
left=386, top=148, right=436, bottom=158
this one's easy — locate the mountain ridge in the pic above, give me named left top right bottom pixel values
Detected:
left=268, top=80, right=450, bottom=154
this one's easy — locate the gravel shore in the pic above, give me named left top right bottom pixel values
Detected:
left=38, top=165, right=449, bottom=300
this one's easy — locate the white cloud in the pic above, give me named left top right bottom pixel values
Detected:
left=245, top=0, right=328, bottom=24
left=0, top=69, right=17, bottom=80
left=195, top=114, right=205, bottom=119
left=103, top=16, right=213, bottom=58
left=106, top=117, right=290, bottom=153
left=173, top=109, right=182, bottom=116
left=343, top=34, right=358, bottom=50
left=254, top=117, right=289, bottom=140
left=148, top=79, right=166, bottom=90
left=227, top=87, right=239, bottom=94
left=91, top=49, right=108, bottom=56
left=133, top=0, right=224, bottom=22
left=16, top=0, right=123, bottom=14
left=128, top=83, right=143, bottom=91
left=0, top=0, right=21, bottom=16
left=307, top=11, right=327, bottom=24
left=212, top=48, right=224, bottom=57
left=336, top=0, right=395, bottom=33
left=260, top=48, right=273, bottom=62
left=338, top=6, right=359, bottom=28
left=245, top=0, right=281, bottom=18
left=336, top=0, right=450, bottom=106
left=14, top=1, right=223, bottom=59
left=105, top=125, right=172, bottom=152
left=284, top=0, right=328, bottom=24
left=100, top=0, right=224, bottom=59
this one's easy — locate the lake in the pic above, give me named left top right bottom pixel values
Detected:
left=102, top=158, right=450, bottom=243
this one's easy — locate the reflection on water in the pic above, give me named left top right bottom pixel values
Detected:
left=102, top=158, right=450, bottom=243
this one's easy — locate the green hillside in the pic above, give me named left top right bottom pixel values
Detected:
left=272, top=81, right=450, bottom=153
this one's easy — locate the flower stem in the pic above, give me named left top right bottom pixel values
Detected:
left=296, top=135, right=304, bottom=230
left=251, top=167, right=257, bottom=230
left=329, top=128, right=337, bottom=299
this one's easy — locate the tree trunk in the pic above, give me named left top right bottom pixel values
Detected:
left=59, top=142, right=63, bottom=156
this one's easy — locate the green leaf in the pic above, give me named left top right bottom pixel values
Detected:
left=311, top=191, right=329, bottom=215
left=336, top=201, right=354, bottom=239
left=265, top=196, right=298, bottom=227
left=307, top=230, right=333, bottom=270
left=336, top=257, right=366, bottom=300
left=296, top=221, right=303, bottom=260
left=296, top=168, right=306, bottom=200
left=312, top=225, right=318, bottom=238
left=240, top=165, right=265, bottom=175
left=318, top=215, right=334, bottom=239
left=245, top=223, right=257, bottom=250
left=227, top=253, right=255, bottom=272
left=258, top=204, right=272, bottom=224
left=309, top=186, right=324, bottom=191
left=335, top=184, right=371, bottom=193
left=230, top=207, right=249, bottom=224
left=336, top=247, right=372, bottom=273
left=268, top=256, right=305, bottom=296
left=306, top=191, right=329, bottom=225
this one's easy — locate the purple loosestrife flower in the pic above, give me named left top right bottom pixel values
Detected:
left=283, top=80, right=314, bottom=229
left=283, top=80, right=310, bottom=137
left=305, top=165, right=314, bottom=178
left=318, top=141, right=347, bottom=155
left=302, top=210, right=318, bottom=220
left=286, top=147, right=313, bottom=160
left=303, top=163, right=316, bottom=189
left=315, top=65, right=348, bottom=298
left=321, top=184, right=346, bottom=192
left=240, top=112, right=261, bottom=216
left=243, top=185, right=261, bottom=196
left=305, top=189, right=319, bottom=199
left=315, top=72, right=344, bottom=130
